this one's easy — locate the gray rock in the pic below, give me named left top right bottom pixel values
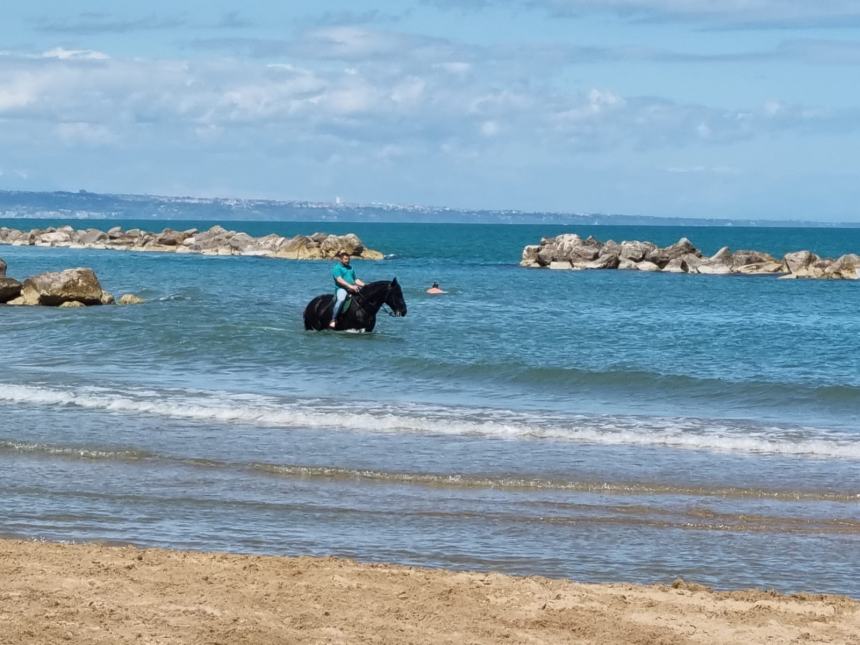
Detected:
left=825, top=254, right=860, bottom=280
left=549, top=260, right=574, bottom=270
left=735, top=261, right=784, bottom=275
left=647, top=237, right=700, bottom=267
left=78, top=228, right=108, bottom=245
left=617, top=258, right=639, bottom=270
left=20, top=268, right=111, bottom=306
left=731, top=250, right=777, bottom=269
left=520, top=245, right=540, bottom=267
left=0, top=277, right=22, bottom=303
left=697, top=247, right=734, bottom=275
left=583, top=253, right=620, bottom=270
left=662, top=258, right=687, bottom=273
left=783, top=250, right=817, bottom=274
left=620, top=240, right=656, bottom=262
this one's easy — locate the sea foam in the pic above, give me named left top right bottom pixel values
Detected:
left=1, top=383, right=857, bottom=460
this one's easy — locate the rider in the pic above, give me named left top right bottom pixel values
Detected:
left=330, top=251, right=365, bottom=328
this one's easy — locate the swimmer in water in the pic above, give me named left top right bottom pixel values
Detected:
left=426, top=282, right=446, bottom=295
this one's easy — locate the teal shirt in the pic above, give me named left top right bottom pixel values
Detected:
left=332, top=262, right=356, bottom=292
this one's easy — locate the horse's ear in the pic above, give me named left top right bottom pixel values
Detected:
left=392, top=277, right=398, bottom=285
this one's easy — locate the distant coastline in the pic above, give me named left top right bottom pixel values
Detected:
left=1, top=189, right=857, bottom=227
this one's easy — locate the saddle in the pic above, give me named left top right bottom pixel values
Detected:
left=334, top=294, right=353, bottom=318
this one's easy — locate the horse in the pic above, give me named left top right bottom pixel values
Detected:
left=303, top=278, right=407, bottom=332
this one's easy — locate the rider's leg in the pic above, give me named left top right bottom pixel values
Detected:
left=329, top=288, right=347, bottom=327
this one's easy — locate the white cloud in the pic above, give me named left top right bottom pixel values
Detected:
left=41, top=48, right=110, bottom=61
left=665, top=165, right=741, bottom=175
left=55, top=122, right=117, bottom=145
left=0, top=38, right=856, bottom=162
left=427, top=0, right=860, bottom=28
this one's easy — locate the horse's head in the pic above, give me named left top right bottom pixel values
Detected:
left=385, top=278, right=407, bottom=317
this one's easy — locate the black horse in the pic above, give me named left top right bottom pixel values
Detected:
left=304, top=279, right=407, bottom=332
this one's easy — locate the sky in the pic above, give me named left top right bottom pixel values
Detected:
left=1, top=1, right=860, bottom=221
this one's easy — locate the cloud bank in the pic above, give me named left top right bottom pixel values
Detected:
left=426, top=0, right=860, bottom=29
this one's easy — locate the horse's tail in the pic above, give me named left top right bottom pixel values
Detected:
left=304, top=294, right=333, bottom=331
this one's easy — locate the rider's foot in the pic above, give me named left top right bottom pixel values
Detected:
left=328, top=321, right=336, bottom=329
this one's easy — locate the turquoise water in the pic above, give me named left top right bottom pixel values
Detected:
left=1, top=218, right=858, bottom=596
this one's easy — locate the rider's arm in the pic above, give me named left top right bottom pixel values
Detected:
left=355, top=278, right=365, bottom=287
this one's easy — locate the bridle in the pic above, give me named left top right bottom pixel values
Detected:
left=353, top=281, right=400, bottom=317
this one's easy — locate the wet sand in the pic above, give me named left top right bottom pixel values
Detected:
left=1, top=539, right=857, bottom=644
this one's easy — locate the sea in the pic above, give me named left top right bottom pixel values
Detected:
left=1, top=215, right=858, bottom=597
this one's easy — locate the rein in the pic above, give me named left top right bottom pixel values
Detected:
left=351, top=281, right=396, bottom=316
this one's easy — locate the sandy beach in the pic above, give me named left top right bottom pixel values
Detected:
left=1, top=539, right=857, bottom=644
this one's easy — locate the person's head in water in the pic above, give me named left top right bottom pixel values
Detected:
left=431, top=282, right=439, bottom=289
left=339, top=251, right=351, bottom=266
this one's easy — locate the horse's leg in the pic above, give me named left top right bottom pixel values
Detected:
left=320, top=297, right=335, bottom=330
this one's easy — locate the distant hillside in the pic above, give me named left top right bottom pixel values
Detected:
left=0, top=189, right=851, bottom=227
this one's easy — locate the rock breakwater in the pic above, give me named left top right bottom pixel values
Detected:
left=0, top=258, right=141, bottom=307
left=521, top=234, right=860, bottom=280
left=0, top=225, right=383, bottom=261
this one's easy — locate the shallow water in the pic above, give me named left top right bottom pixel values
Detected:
left=1, top=218, right=858, bottom=595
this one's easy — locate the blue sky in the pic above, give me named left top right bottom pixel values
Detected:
left=2, top=1, right=860, bottom=220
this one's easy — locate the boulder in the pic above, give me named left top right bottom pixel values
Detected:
left=275, top=236, right=318, bottom=260
left=681, top=253, right=703, bottom=274
left=582, top=252, right=620, bottom=270
left=795, top=260, right=834, bottom=279
left=228, top=232, right=257, bottom=254
left=735, top=261, right=784, bottom=275
left=320, top=233, right=364, bottom=258
left=119, top=293, right=144, bottom=305
left=731, top=250, right=777, bottom=270
left=635, top=261, right=661, bottom=272
left=549, top=260, right=574, bottom=270
left=662, top=258, right=687, bottom=273
left=536, top=245, right=556, bottom=266
left=617, top=258, right=639, bottom=270
left=783, top=250, right=817, bottom=274
left=647, top=237, right=700, bottom=267
left=0, top=277, right=22, bottom=303
left=78, top=228, right=109, bottom=245
left=0, top=257, right=5, bottom=277
left=520, top=245, right=540, bottom=267
left=619, top=240, right=656, bottom=262
left=825, top=254, right=860, bottom=280
left=19, top=268, right=111, bottom=306
left=156, top=228, right=188, bottom=247
left=35, top=230, right=72, bottom=246
left=697, top=247, right=733, bottom=275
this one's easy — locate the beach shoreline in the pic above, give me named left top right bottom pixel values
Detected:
left=1, top=538, right=857, bottom=644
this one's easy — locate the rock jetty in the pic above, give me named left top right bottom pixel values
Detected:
left=521, top=234, right=860, bottom=280
left=0, top=258, right=141, bottom=307
left=0, top=225, right=384, bottom=261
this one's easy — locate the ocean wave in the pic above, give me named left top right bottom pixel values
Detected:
left=0, top=383, right=858, bottom=460
left=252, top=464, right=859, bottom=501
left=389, top=357, right=860, bottom=405
left=0, top=440, right=154, bottom=461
